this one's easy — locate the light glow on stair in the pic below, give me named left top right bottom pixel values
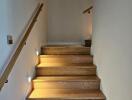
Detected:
left=28, top=76, right=32, bottom=83
left=28, top=45, right=105, bottom=100
left=36, top=50, right=39, bottom=56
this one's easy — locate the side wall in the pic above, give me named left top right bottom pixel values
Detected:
left=0, top=0, right=48, bottom=100
left=92, top=0, right=132, bottom=100
left=0, top=0, right=38, bottom=71
left=47, top=0, right=92, bottom=44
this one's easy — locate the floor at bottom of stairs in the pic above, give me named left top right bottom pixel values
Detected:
left=28, top=89, right=105, bottom=100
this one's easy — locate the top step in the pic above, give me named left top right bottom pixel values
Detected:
left=41, top=45, right=90, bottom=55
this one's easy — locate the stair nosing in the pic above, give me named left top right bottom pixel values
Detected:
left=37, top=63, right=96, bottom=68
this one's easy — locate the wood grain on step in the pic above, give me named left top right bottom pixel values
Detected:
left=27, top=45, right=106, bottom=100
left=42, top=46, right=90, bottom=55
left=37, top=63, right=94, bottom=67
left=28, top=89, right=105, bottom=100
left=40, top=55, right=93, bottom=64
left=36, top=66, right=96, bottom=76
left=33, top=76, right=100, bottom=90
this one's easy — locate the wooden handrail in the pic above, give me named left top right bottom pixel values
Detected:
left=83, top=6, right=93, bottom=14
left=0, top=3, right=43, bottom=90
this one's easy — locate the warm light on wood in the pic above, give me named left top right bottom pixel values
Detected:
left=29, top=89, right=105, bottom=99
left=27, top=45, right=106, bottom=100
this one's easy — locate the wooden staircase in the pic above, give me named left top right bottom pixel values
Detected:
left=27, top=45, right=105, bottom=100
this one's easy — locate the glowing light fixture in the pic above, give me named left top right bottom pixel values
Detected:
left=36, top=50, right=39, bottom=56
left=28, top=76, right=32, bottom=83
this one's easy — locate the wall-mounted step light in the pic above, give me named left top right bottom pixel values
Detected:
left=7, top=35, right=13, bottom=44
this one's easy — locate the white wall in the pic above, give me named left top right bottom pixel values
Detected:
left=0, top=0, right=48, bottom=100
left=47, top=0, right=92, bottom=44
left=92, top=0, right=132, bottom=100
left=0, top=0, right=37, bottom=72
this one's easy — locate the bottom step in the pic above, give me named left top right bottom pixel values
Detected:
left=28, top=89, right=105, bottom=100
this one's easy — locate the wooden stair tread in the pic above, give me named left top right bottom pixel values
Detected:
left=36, top=64, right=96, bottom=76
left=44, top=45, right=86, bottom=47
left=33, top=76, right=100, bottom=90
left=33, top=76, right=100, bottom=82
left=42, top=46, right=90, bottom=55
left=44, top=46, right=90, bottom=49
left=40, top=55, right=93, bottom=57
left=40, top=55, right=93, bottom=64
left=37, top=63, right=95, bottom=68
left=28, top=89, right=105, bottom=100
